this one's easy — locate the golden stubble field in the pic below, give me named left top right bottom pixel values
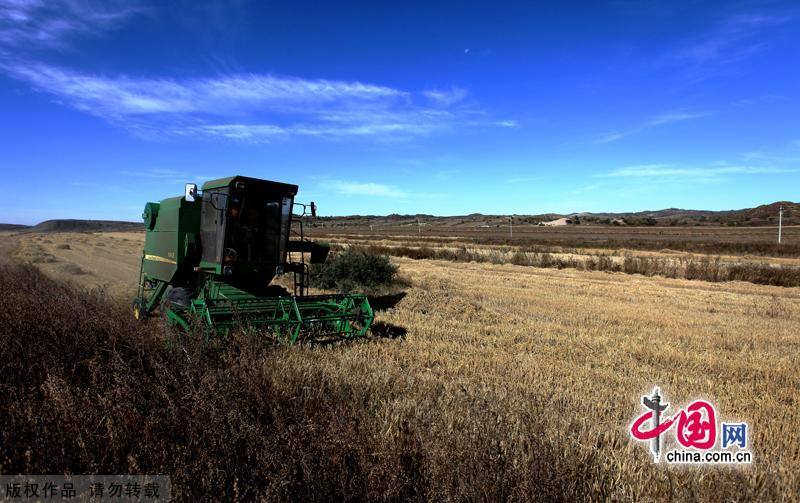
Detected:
left=2, top=230, right=799, bottom=499
left=9, top=231, right=143, bottom=298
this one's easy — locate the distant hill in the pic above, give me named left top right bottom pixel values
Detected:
left=24, top=220, right=142, bottom=233
left=3, top=202, right=796, bottom=233
left=315, top=201, right=799, bottom=228
left=582, top=201, right=798, bottom=226
left=736, top=201, right=798, bottom=225
left=0, top=224, right=30, bottom=231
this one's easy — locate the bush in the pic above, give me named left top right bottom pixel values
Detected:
left=510, top=250, right=531, bottom=266
left=311, top=247, right=398, bottom=292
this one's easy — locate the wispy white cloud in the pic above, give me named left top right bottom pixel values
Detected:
left=740, top=151, right=800, bottom=164
left=661, top=13, right=794, bottom=83
left=0, top=2, right=516, bottom=143
left=324, top=180, right=408, bottom=198
left=596, top=131, right=629, bottom=144
left=601, top=163, right=796, bottom=180
left=180, top=124, right=287, bottom=142
left=739, top=139, right=800, bottom=164
left=733, top=94, right=787, bottom=107
left=3, top=63, right=505, bottom=141
left=433, top=169, right=459, bottom=180
left=504, top=176, right=544, bottom=184
left=423, top=87, right=468, bottom=106
left=678, top=14, right=791, bottom=64
left=564, top=182, right=606, bottom=197
left=646, top=111, right=706, bottom=126
left=119, top=168, right=185, bottom=179
left=0, top=0, right=146, bottom=52
left=596, top=110, right=707, bottom=144
left=319, top=179, right=453, bottom=200
left=5, top=64, right=406, bottom=117
left=494, top=119, right=519, bottom=128
left=176, top=110, right=456, bottom=142
left=118, top=167, right=214, bottom=184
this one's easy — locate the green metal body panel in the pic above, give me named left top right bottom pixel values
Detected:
left=141, top=196, right=201, bottom=283
left=201, top=176, right=238, bottom=191
left=134, top=175, right=374, bottom=342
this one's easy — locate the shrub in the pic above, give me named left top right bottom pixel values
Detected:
left=511, top=250, right=531, bottom=266
left=539, top=252, right=553, bottom=268
left=348, top=242, right=800, bottom=288
left=311, top=247, right=398, bottom=292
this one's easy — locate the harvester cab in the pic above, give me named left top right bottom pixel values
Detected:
left=134, top=175, right=373, bottom=342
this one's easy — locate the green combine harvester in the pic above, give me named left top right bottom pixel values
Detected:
left=133, top=175, right=373, bottom=342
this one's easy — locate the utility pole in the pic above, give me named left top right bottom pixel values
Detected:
left=778, top=205, right=783, bottom=245
left=509, top=215, right=513, bottom=239
left=417, top=217, right=421, bottom=235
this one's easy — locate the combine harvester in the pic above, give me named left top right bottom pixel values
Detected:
left=132, top=175, right=374, bottom=342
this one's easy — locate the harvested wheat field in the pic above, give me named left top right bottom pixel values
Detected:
left=10, top=231, right=144, bottom=297
left=1, top=230, right=798, bottom=501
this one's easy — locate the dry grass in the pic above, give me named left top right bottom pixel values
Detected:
left=309, top=224, right=800, bottom=257
left=1, top=231, right=798, bottom=500
left=352, top=242, right=800, bottom=287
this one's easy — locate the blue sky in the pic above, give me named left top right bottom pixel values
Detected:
left=0, top=0, right=798, bottom=224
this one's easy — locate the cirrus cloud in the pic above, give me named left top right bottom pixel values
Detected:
left=601, top=163, right=797, bottom=181
left=423, top=87, right=468, bottom=106
left=0, top=2, right=517, bottom=143
left=596, top=110, right=708, bottom=144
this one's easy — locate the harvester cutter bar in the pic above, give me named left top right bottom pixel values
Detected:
left=184, top=292, right=374, bottom=343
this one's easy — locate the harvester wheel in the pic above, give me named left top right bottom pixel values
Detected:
left=132, top=299, right=147, bottom=322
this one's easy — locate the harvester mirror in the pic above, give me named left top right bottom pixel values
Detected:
left=310, top=201, right=317, bottom=217
left=185, top=183, right=198, bottom=202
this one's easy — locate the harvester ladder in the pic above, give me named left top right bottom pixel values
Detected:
left=290, top=216, right=311, bottom=296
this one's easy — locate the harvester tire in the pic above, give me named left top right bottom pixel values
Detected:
left=132, top=299, right=147, bottom=322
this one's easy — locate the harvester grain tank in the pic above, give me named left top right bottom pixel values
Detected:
left=133, top=175, right=373, bottom=342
